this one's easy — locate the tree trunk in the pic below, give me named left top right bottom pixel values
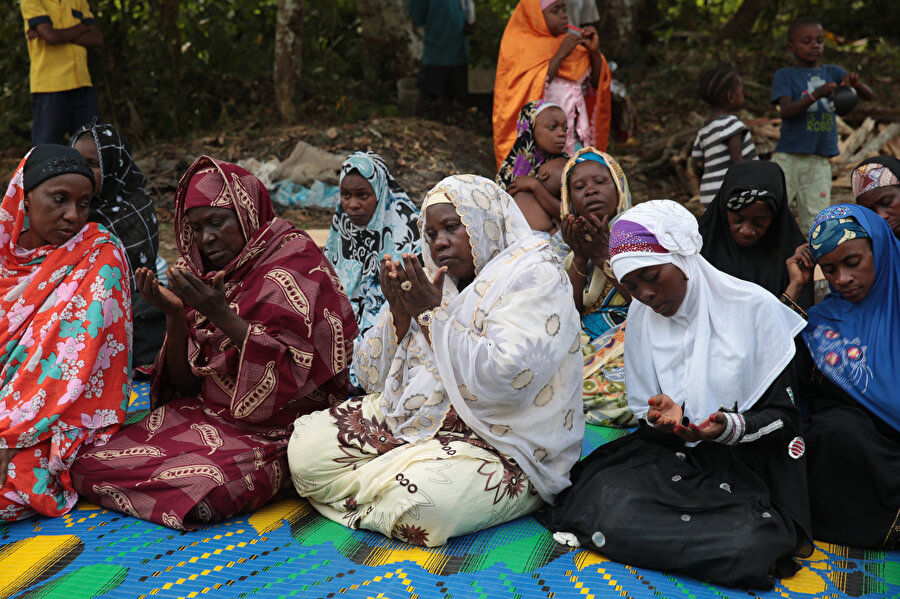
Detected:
left=592, top=0, right=639, bottom=60
left=355, top=0, right=422, bottom=86
left=720, top=0, right=767, bottom=38
left=274, top=0, right=304, bottom=123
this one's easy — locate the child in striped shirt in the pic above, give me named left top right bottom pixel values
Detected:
left=691, top=67, right=757, bottom=206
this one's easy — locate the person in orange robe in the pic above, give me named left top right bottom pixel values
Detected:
left=493, top=0, right=612, bottom=168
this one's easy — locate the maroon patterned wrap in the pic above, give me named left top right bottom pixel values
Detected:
left=71, top=156, right=358, bottom=529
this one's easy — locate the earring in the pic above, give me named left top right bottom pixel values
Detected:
left=23, top=201, right=29, bottom=214
left=683, top=272, right=689, bottom=280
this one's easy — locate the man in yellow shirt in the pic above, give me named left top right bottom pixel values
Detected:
left=21, top=0, right=104, bottom=144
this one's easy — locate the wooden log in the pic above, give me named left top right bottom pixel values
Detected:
left=753, top=139, right=779, bottom=157
left=684, top=156, right=701, bottom=196
left=837, top=117, right=875, bottom=158
left=642, top=146, right=678, bottom=171
left=846, top=122, right=900, bottom=166
left=753, top=125, right=781, bottom=139
left=744, top=117, right=781, bottom=128
left=833, top=175, right=852, bottom=188
left=886, top=136, right=900, bottom=157
left=832, top=122, right=900, bottom=177
left=671, top=141, right=697, bottom=196
left=841, top=108, right=900, bottom=126
left=835, top=115, right=853, bottom=136
left=746, top=117, right=781, bottom=140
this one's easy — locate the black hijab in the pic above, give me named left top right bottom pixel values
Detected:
left=699, top=160, right=813, bottom=307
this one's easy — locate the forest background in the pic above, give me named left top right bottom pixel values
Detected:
left=1, top=0, right=898, bottom=259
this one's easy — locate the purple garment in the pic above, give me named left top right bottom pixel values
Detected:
left=496, top=100, right=567, bottom=190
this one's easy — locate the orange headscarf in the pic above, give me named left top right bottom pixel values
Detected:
left=492, top=0, right=611, bottom=167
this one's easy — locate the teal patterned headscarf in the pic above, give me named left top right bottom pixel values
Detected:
left=324, top=152, right=420, bottom=335
left=808, top=206, right=870, bottom=261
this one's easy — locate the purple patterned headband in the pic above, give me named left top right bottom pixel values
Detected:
left=609, top=220, right=668, bottom=259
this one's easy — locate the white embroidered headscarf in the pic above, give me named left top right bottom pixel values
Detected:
left=609, top=200, right=806, bottom=424
left=354, top=175, right=584, bottom=501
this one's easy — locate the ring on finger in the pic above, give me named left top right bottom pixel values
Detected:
left=400, top=280, right=413, bottom=291
left=584, top=233, right=593, bottom=242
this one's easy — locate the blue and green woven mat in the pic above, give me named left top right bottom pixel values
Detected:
left=2, top=381, right=897, bottom=598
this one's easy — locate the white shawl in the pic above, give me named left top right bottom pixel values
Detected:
left=610, top=200, right=806, bottom=424
left=354, top=175, right=584, bottom=501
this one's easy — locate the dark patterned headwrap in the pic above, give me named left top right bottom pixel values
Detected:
left=808, top=205, right=870, bottom=261
left=23, top=144, right=94, bottom=193
left=726, top=188, right=777, bottom=212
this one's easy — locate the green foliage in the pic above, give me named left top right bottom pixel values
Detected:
left=302, top=0, right=365, bottom=112
left=787, top=0, right=900, bottom=42
left=95, top=0, right=279, bottom=139
left=658, top=0, right=743, bottom=33
left=468, top=2, right=515, bottom=69
left=0, top=10, right=32, bottom=146
left=657, top=0, right=900, bottom=41
left=0, top=0, right=895, bottom=151
left=1, top=0, right=282, bottom=148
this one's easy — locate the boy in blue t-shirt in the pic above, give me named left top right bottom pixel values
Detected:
left=770, top=17, right=874, bottom=233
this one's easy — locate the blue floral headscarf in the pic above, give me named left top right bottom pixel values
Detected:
left=324, top=152, right=419, bottom=335
left=803, top=204, right=900, bottom=432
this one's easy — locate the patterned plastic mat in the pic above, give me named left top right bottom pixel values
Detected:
left=1, top=381, right=897, bottom=598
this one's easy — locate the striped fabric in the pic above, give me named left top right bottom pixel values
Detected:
left=691, top=114, right=758, bottom=204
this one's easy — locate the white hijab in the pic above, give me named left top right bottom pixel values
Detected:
left=354, top=175, right=584, bottom=501
left=610, top=200, right=806, bottom=424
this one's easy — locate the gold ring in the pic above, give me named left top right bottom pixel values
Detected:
left=584, top=234, right=593, bottom=242
left=400, top=280, right=413, bottom=291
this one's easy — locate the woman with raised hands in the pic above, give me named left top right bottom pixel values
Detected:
left=288, top=174, right=584, bottom=547
left=71, top=156, right=357, bottom=530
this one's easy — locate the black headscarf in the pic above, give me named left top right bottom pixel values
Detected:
left=699, top=160, right=813, bottom=307
left=71, top=122, right=159, bottom=282
left=23, top=144, right=95, bottom=193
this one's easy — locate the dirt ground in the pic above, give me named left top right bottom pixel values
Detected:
left=109, top=112, right=697, bottom=265
left=126, top=116, right=506, bottom=265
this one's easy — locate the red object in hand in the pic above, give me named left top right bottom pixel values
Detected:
left=566, top=24, right=583, bottom=36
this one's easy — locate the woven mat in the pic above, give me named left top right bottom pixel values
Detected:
left=1, top=381, right=897, bottom=598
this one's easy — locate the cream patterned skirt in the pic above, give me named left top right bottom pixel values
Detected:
left=287, top=394, right=543, bottom=547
